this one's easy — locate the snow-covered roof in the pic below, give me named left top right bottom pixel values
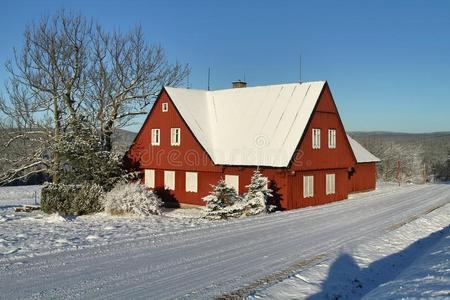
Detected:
left=165, top=81, right=326, bottom=167
left=347, top=135, right=381, bottom=163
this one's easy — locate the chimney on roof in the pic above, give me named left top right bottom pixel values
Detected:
left=232, top=80, right=247, bottom=88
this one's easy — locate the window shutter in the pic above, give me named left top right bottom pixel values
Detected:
left=144, top=169, right=155, bottom=188
left=171, top=128, right=180, bottom=146
left=328, top=129, right=336, bottom=149
left=185, top=172, right=198, bottom=192
left=151, top=129, right=160, bottom=146
left=303, top=175, right=314, bottom=198
left=312, top=129, right=321, bottom=149
left=225, top=175, right=239, bottom=192
left=326, top=174, right=335, bottom=195
left=164, top=171, right=175, bottom=190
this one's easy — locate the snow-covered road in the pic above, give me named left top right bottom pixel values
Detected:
left=1, top=184, right=449, bottom=299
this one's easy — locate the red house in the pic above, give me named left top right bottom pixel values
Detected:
left=347, top=135, right=380, bottom=193
left=125, top=80, right=380, bottom=210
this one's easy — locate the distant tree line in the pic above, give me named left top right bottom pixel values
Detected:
left=431, top=151, right=450, bottom=181
left=351, top=132, right=450, bottom=183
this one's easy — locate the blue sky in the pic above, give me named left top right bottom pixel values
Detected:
left=1, top=0, right=449, bottom=133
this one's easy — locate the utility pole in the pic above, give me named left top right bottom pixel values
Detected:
left=397, top=160, right=401, bottom=186
left=299, top=54, right=302, bottom=82
left=207, top=67, right=211, bottom=91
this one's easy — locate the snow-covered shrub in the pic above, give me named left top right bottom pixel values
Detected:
left=72, top=183, right=104, bottom=215
left=41, top=182, right=104, bottom=216
left=202, top=179, right=240, bottom=219
left=102, top=182, right=162, bottom=216
left=241, top=169, right=274, bottom=216
left=41, top=183, right=80, bottom=215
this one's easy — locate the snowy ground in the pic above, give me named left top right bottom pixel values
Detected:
left=0, top=183, right=449, bottom=299
left=248, top=187, right=450, bottom=299
left=0, top=186, right=207, bottom=261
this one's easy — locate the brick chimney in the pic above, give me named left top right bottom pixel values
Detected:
left=232, top=80, right=247, bottom=88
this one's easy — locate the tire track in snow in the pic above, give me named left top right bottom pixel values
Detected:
left=0, top=184, right=449, bottom=299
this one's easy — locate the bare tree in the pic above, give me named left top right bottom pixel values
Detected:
left=0, top=11, right=189, bottom=185
left=0, top=11, right=91, bottom=185
left=87, top=25, right=189, bottom=151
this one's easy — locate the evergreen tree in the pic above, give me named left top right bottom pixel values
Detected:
left=57, top=123, right=124, bottom=190
left=203, top=179, right=238, bottom=211
left=242, top=169, right=274, bottom=215
left=202, top=179, right=240, bottom=219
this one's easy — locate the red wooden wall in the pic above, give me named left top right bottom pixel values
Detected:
left=348, top=162, right=377, bottom=193
left=126, top=89, right=221, bottom=174
left=290, top=84, right=356, bottom=171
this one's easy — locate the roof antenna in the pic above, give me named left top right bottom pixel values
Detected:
left=299, top=53, right=302, bottom=83
left=187, top=72, right=190, bottom=89
left=243, top=72, right=246, bottom=82
left=207, top=67, right=211, bottom=91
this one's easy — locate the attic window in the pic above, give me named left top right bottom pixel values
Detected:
left=162, top=102, right=169, bottom=112
left=312, top=128, right=321, bottom=149
left=328, top=129, right=336, bottom=149
left=171, top=128, right=181, bottom=146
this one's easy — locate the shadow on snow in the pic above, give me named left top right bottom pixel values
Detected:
left=307, top=225, right=449, bottom=300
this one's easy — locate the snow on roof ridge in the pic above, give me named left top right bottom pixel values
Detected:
left=165, top=80, right=326, bottom=93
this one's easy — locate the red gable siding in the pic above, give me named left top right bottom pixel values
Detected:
left=126, top=89, right=221, bottom=173
left=290, top=84, right=356, bottom=171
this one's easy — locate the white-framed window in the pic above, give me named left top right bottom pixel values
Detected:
left=151, top=128, right=160, bottom=146
left=225, top=175, right=239, bottom=192
left=162, top=102, right=169, bottom=112
left=328, top=129, right=336, bottom=149
left=312, top=128, right=321, bottom=149
left=326, top=173, right=336, bottom=195
left=185, top=172, right=198, bottom=193
left=171, top=128, right=181, bottom=146
left=144, top=169, right=155, bottom=188
left=303, top=175, right=314, bottom=198
left=164, top=170, right=175, bottom=190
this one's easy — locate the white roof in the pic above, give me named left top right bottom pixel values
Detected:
left=347, top=135, right=381, bottom=163
left=165, top=81, right=326, bottom=167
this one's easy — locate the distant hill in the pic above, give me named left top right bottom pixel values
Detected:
left=111, top=129, right=138, bottom=154
left=348, top=131, right=450, bottom=183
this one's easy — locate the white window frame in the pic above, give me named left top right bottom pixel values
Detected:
left=303, top=175, right=314, bottom=198
left=312, top=128, right=321, bottom=149
left=171, top=128, right=181, bottom=146
left=144, top=169, right=155, bottom=189
left=164, top=170, right=175, bottom=190
left=151, top=128, right=160, bottom=146
left=328, top=129, right=336, bottom=149
left=326, top=174, right=335, bottom=195
left=162, top=102, right=169, bottom=112
left=225, top=175, right=239, bottom=192
left=185, top=172, right=198, bottom=193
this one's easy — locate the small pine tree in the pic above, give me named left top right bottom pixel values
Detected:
left=242, top=169, right=274, bottom=215
left=202, top=179, right=239, bottom=219
left=245, top=169, right=273, bottom=200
